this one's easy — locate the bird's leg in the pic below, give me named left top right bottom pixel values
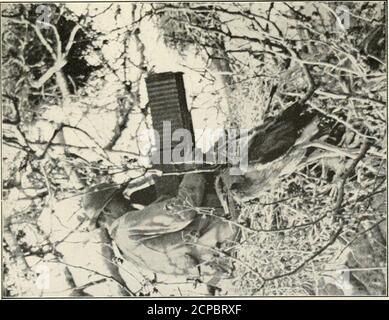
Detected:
left=301, top=141, right=359, bottom=159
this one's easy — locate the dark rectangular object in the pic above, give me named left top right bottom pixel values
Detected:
left=145, top=72, right=195, bottom=156
left=145, top=72, right=196, bottom=196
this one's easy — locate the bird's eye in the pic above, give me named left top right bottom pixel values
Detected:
left=230, top=182, right=240, bottom=190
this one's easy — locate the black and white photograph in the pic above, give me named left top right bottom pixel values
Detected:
left=1, top=1, right=387, bottom=298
